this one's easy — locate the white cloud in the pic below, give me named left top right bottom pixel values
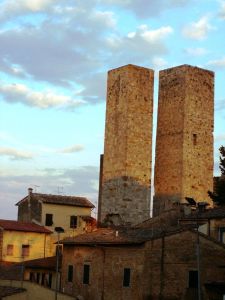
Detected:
left=59, top=145, right=85, bottom=154
left=219, top=1, right=225, bottom=19
left=0, top=147, right=33, bottom=160
left=182, top=16, right=214, bottom=40
left=185, top=47, right=208, bottom=56
left=152, top=56, right=167, bottom=68
left=140, top=25, right=173, bottom=42
left=207, top=57, right=225, bottom=69
left=0, top=82, right=85, bottom=109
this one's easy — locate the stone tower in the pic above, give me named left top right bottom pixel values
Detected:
left=153, top=65, right=214, bottom=216
left=98, top=64, right=154, bottom=226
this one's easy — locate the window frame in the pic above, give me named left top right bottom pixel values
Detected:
left=21, top=244, right=30, bottom=257
left=67, top=265, right=73, bottom=282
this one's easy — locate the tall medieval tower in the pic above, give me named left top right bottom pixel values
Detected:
left=153, top=65, right=214, bottom=216
left=98, top=64, right=154, bottom=226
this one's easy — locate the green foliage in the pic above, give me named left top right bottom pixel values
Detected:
left=208, top=146, right=225, bottom=206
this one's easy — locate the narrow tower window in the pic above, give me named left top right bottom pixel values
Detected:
left=83, top=264, right=90, bottom=284
left=123, top=268, right=131, bottom=287
left=193, top=134, right=197, bottom=146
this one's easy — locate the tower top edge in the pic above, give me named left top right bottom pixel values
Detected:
left=159, top=64, right=214, bottom=76
left=108, top=64, right=154, bottom=74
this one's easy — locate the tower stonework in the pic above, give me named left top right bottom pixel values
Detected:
left=153, top=65, right=214, bottom=216
left=99, top=64, right=154, bottom=226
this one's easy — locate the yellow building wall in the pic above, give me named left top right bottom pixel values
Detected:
left=2, top=231, right=52, bottom=262
left=41, top=203, right=92, bottom=256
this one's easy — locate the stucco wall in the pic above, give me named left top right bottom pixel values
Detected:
left=1, top=231, right=52, bottom=262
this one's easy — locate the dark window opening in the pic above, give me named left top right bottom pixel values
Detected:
left=193, top=134, right=197, bottom=146
left=36, top=272, right=40, bottom=284
left=123, top=268, right=131, bottom=287
left=70, top=216, right=78, bottom=228
left=219, top=227, right=225, bottom=243
left=83, top=264, right=90, bottom=284
left=189, top=270, right=198, bottom=288
left=29, top=272, right=34, bottom=282
left=68, top=265, right=73, bottom=282
left=49, top=273, right=52, bottom=288
left=41, top=273, right=45, bottom=285
left=45, top=213, right=53, bottom=226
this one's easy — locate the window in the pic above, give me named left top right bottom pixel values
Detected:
left=70, top=216, right=78, bottom=228
left=193, top=134, right=197, bottom=146
left=123, top=268, right=131, bottom=287
left=22, top=244, right=30, bottom=257
left=188, top=270, right=198, bottom=288
left=68, top=265, right=73, bottom=282
left=6, top=244, right=13, bottom=256
left=45, top=214, right=53, bottom=226
left=83, top=264, right=90, bottom=284
left=219, top=227, right=225, bottom=243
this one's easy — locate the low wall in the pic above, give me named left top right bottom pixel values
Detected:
left=0, top=280, right=75, bottom=300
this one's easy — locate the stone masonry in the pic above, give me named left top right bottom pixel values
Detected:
left=153, top=65, right=214, bottom=216
left=98, top=64, right=154, bottom=226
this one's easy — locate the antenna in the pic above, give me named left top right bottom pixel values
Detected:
left=56, top=186, right=64, bottom=194
left=32, top=185, right=40, bottom=192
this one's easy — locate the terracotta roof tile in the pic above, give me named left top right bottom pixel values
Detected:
left=16, top=193, right=95, bottom=208
left=22, top=256, right=60, bottom=270
left=0, top=219, right=52, bottom=234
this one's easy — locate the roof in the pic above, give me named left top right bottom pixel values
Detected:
left=61, top=226, right=196, bottom=246
left=61, top=224, right=225, bottom=249
left=0, top=219, right=52, bottom=234
left=16, top=192, right=95, bottom=208
left=21, top=256, right=60, bottom=270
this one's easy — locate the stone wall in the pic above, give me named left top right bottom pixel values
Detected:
left=154, top=65, right=214, bottom=216
left=61, top=230, right=225, bottom=300
left=99, top=64, right=154, bottom=225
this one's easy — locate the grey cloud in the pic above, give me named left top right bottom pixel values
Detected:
left=0, top=165, right=99, bottom=219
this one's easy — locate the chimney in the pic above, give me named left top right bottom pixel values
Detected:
left=28, top=188, right=33, bottom=196
left=27, top=188, right=33, bottom=222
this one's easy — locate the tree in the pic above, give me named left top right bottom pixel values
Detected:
left=208, top=146, right=225, bottom=206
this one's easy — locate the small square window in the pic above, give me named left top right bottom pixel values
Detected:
left=7, top=244, right=14, bottom=256
left=70, top=216, right=78, bottom=228
left=22, top=245, right=30, bottom=257
left=123, top=268, right=131, bottom=287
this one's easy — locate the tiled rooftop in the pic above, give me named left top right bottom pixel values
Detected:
left=16, top=193, right=95, bottom=208
left=0, top=219, right=52, bottom=234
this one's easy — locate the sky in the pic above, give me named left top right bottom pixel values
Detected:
left=0, top=0, right=225, bottom=220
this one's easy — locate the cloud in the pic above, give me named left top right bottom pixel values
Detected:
left=101, top=0, right=192, bottom=19
left=182, top=16, right=214, bottom=40
left=219, top=1, right=225, bottom=19
left=0, top=147, right=34, bottom=160
left=0, top=82, right=84, bottom=109
left=184, top=47, right=208, bottom=56
left=215, top=134, right=225, bottom=143
left=207, top=57, right=225, bottom=69
left=0, top=165, right=99, bottom=219
left=59, top=144, right=85, bottom=154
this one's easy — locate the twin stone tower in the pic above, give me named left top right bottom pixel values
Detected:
left=97, top=64, right=214, bottom=226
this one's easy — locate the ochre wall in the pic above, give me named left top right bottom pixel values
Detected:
left=1, top=231, right=52, bottom=262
